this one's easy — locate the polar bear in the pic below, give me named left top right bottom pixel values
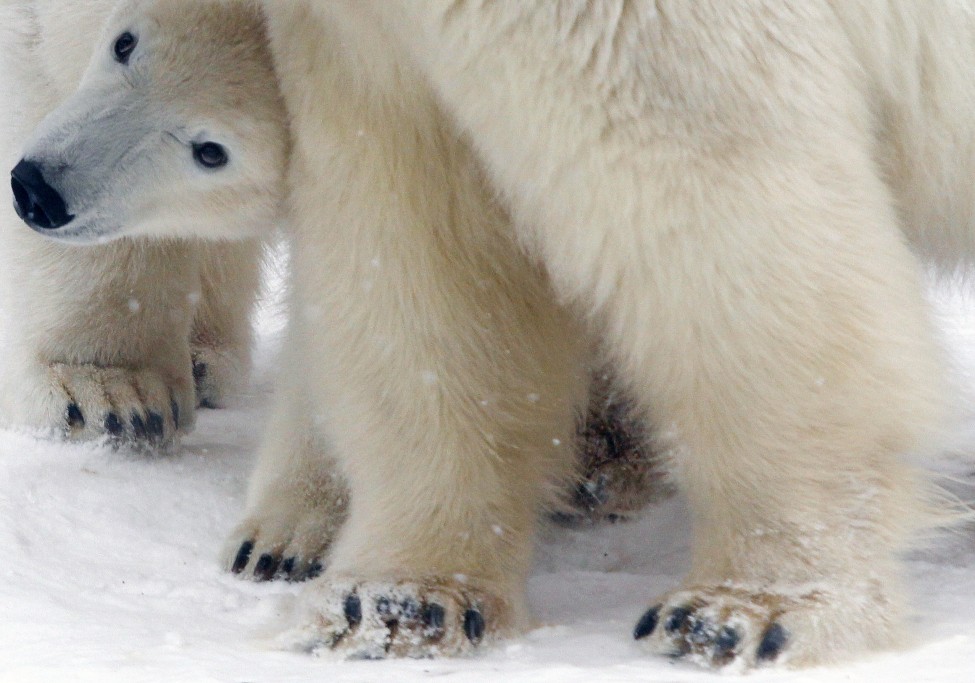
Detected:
left=0, top=0, right=274, bottom=444
left=13, top=0, right=970, bottom=672
left=250, top=1, right=960, bottom=669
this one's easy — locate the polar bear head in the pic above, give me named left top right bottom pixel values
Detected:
left=10, top=0, right=287, bottom=244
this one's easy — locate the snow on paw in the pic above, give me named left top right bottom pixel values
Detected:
left=48, top=363, right=193, bottom=446
left=191, top=343, right=247, bottom=409
left=288, top=577, right=507, bottom=659
left=633, top=584, right=845, bottom=670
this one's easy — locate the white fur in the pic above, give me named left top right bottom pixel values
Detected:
left=263, top=0, right=966, bottom=667
left=0, top=0, right=274, bottom=441
left=15, top=0, right=974, bottom=670
left=245, top=3, right=588, bottom=647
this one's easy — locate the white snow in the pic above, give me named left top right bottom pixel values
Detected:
left=0, top=276, right=973, bottom=683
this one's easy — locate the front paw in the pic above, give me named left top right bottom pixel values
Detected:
left=287, top=577, right=510, bottom=659
left=633, top=582, right=895, bottom=670
left=48, top=363, right=193, bottom=446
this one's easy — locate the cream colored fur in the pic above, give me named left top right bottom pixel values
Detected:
left=13, top=0, right=973, bottom=671
left=0, top=0, right=271, bottom=442
left=238, top=1, right=589, bottom=643
left=260, top=0, right=964, bottom=668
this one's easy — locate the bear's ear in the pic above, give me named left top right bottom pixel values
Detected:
left=113, top=31, right=138, bottom=65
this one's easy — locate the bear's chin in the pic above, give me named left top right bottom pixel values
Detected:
left=29, top=222, right=124, bottom=246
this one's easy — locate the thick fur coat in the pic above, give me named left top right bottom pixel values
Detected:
left=255, top=0, right=966, bottom=667
left=10, top=0, right=975, bottom=671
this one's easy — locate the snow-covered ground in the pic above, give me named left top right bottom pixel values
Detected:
left=0, top=275, right=973, bottom=683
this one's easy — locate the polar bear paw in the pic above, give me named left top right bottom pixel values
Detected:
left=285, top=577, right=507, bottom=659
left=48, top=363, right=193, bottom=446
left=191, top=343, right=247, bottom=409
left=222, top=483, right=348, bottom=582
left=633, top=583, right=882, bottom=670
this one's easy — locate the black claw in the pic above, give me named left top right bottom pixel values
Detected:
left=192, top=360, right=208, bottom=381
left=376, top=596, right=392, bottom=617
left=67, top=403, right=85, bottom=428
left=689, top=617, right=713, bottom=645
left=281, top=557, right=296, bottom=577
left=147, top=411, right=165, bottom=439
left=104, top=412, right=123, bottom=436
left=633, top=605, right=661, bottom=640
left=344, top=594, right=362, bottom=628
left=423, top=603, right=446, bottom=631
left=253, top=553, right=280, bottom=581
left=463, top=608, right=485, bottom=644
left=714, top=625, right=741, bottom=654
left=757, top=623, right=789, bottom=662
left=130, top=412, right=147, bottom=439
left=231, top=540, right=254, bottom=574
left=306, top=561, right=324, bottom=580
left=665, top=606, right=692, bottom=634
left=171, top=399, right=180, bottom=431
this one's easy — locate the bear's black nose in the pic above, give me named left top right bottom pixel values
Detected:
left=11, top=159, right=74, bottom=230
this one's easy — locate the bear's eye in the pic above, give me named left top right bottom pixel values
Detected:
left=113, top=32, right=138, bottom=64
left=192, top=142, right=229, bottom=170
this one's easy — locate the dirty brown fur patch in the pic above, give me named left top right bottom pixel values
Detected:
left=554, top=367, right=673, bottom=526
